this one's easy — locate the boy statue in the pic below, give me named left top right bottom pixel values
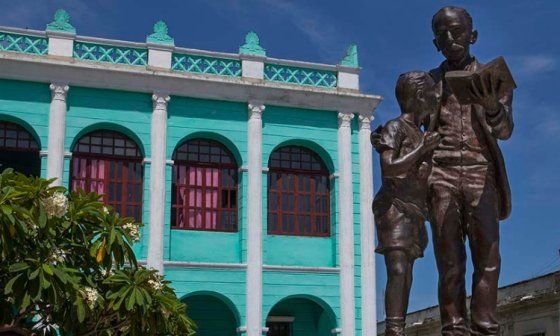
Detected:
left=372, top=71, right=441, bottom=335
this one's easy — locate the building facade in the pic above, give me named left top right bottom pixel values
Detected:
left=0, top=9, right=382, bottom=336
left=377, top=271, right=560, bottom=336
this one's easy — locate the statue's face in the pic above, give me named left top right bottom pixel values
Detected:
left=432, top=10, right=477, bottom=63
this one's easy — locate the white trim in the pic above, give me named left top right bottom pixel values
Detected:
left=331, top=328, right=343, bottom=334
left=39, top=150, right=48, bottom=157
left=46, top=83, right=69, bottom=186
left=261, top=327, right=269, bottom=334
left=174, top=46, right=240, bottom=60
left=64, top=151, right=72, bottom=158
left=0, top=26, right=46, bottom=37
left=0, top=51, right=381, bottom=115
left=236, top=326, right=247, bottom=334
left=337, top=111, right=355, bottom=336
left=267, top=316, right=295, bottom=323
left=263, top=265, right=340, bottom=273
left=142, top=158, right=151, bottom=165
left=265, top=56, right=338, bottom=72
left=75, top=35, right=147, bottom=49
left=358, top=114, right=376, bottom=336
left=163, top=261, right=247, bottom=269
left=246, top=101, right=265, bottom=336
left=166, top=159, right=174, bottom=166
left=146, top=93, right=170, bottom=273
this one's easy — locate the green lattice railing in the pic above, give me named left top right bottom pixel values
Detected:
left=172, top=53, right=242, bottom=77
left=0, top=32, right=48, bottom=55
left=73, top=41, right=148, bottom=66
left=264, top=64, right=337, bottom=88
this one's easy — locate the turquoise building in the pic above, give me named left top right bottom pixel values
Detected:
left=0, top=10, right=382, bottom=336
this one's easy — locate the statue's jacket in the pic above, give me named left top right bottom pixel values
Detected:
left=428, top=58, right=514, bottom=220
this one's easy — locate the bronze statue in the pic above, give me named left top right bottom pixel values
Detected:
left=426, top=6, right=514, bottom=335
left=372, top=6, right=516, bottom=335
left=372, top=71, right=441, bottom=336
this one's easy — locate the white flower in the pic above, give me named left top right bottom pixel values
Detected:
left=81, top=287, right=99, bottom=310
left=43, top=192, right=68, bottom=219
left=102, top=206, right=109, bottom=215
left=103, top=268, right=114, bottom=277
left=122, top=221, right=140, bottom=242
left=148, top=279, right=163, bottom=291
left=49, top=248, right=66, bottom=265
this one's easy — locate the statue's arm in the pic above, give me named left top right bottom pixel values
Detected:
left=381, top=145, right=425, bottom=178
left=486, top=90, right=514, bottom=140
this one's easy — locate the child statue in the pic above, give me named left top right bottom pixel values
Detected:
left=371, top=71, right=441, bottom=335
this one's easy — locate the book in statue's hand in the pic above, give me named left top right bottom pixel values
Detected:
left=444, top=56, right=517, bottom=105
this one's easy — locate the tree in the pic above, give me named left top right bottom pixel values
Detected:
left=0, top=170, right=195, bottom=335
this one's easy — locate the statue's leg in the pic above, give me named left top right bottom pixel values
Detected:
left=428, top=166, right=469, bottom=335
left=384, top=250, right=411, bottom=336
left=464, top=165, right=500, bottom=335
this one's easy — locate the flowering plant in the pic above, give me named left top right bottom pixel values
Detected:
left=0, top=170, right=195, bottom=335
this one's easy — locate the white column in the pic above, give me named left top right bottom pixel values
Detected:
left=46, top=84, right=69, bottom=186
left=358, top=114, right=376, bottom=336
left=146, top=93, right=170, bottom=273
left=338, top=112, right=356, bottom=336
left=246, top=101, right=265, bottom=336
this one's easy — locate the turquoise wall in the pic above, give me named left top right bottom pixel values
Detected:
left=64, top=86, right=153, bottom=258
left=167, top=267, right=246, bottom=324
left=262, top=271, right=340, bottom=326
left=262, top=106, right=338, bottom=267
left=0, top=79, right=368, bottom=333
left=0, top=79, right=50, bottom=178
left=166, top=97, right=247, bottom=264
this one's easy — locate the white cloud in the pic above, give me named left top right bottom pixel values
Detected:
left=512, top=55, right=557, bottom=77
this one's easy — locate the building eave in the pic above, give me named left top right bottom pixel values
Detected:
left=0, top=51, right=382, bottom=115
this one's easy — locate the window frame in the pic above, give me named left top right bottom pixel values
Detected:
left=267, top=145, right=331, bottom=237
left=70, top=130, right=144, bottom=222
left=171, top=138, right=239, bottom=232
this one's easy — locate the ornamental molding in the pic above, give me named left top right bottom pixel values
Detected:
left=358, top=114, right=374, bottom=130
left=337, top=111, right=354, bottom=127
left=239, top=31, right=266, bottom=57
left=248, top=101, right=265, bottom=119
left=49, top=83, right=69, bottom=101
left=46, top=9, right=76, bottom=34
left=339, top=44, right=358, bottom=68
left=152, top=93, right=170, bottom=110
left=146, top=21, right=174, bottom=46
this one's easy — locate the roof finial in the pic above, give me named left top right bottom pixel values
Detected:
left=239, top=31, right=266, bottom=57
left=340, top=44, right=358, bottom=68
left=147, top=20, right=174, bottom=46
left=46, top=9, right=76, bottom=33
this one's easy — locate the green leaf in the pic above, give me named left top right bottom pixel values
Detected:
left=53, top=267, right=68, bottom=284
left=125, top=289, right=136, bottom=311
left=29, top=268, right=40, bottom=280
left=4, top=273, right=22, bottom=294
left=76, top=296, right=85, bottom=323
left=9, top=262, right=29, bottom=272
left=39, top=208, right=47, bottom=227
left=42, top=264, right=54, bottom=275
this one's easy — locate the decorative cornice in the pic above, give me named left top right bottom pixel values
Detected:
left=358, top=114, right=374, bottom=130
left=337, top=112, right=354, bottom=128
left=46, top=9, right=76, bottom=34
left=146, top=21, right=174, bottom=46
left=49, top=83, right=69, bottom=101
left=152, top=93, right=170, bottom=110
left=239, top=31, right=266, bottom=57
left=339, top=44, right=358, bottom=68
left=248, top=101, right=265, bottom=119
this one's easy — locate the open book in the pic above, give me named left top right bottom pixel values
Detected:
left=445, top=56, right=517, bottom=105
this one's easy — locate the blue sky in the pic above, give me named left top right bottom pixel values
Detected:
left=2, top=0, right=559, bottom=320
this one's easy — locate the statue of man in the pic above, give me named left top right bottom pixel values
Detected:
left=426, top=6, right=514, bottom=335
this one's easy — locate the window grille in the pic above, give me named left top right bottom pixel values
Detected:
left=70, top=130, right=143, bottom=221
left=0, top=121, right=40, bottom=176
left=268, top=146, right=330, bottom=237
left=171, top=139, right=238, bottom=232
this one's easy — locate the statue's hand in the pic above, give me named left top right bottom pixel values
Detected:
left=470, top=73, right=501, bottom=116
left=370, top=126, right=383, bottom=150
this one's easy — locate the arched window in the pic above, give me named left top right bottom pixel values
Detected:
left=0, top=121, right=40, bottom=176
left=268, top=146, right=330, bottom=237
left=172, top=138, right=238, bottom=232
left=71, top=130, right=143, bottom=221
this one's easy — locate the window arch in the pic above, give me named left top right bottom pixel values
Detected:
left=70, top=130, right=143, bottom=221
left=171, top=138, right=238, bottom=232
left=268, top=145, right=331, bottom=237
left=0, top=121, right=40, bottom=176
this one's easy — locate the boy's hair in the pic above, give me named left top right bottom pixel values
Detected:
left=395, top=71, right=434, bottom=111
left=432, top=6, right=473, bottom=32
